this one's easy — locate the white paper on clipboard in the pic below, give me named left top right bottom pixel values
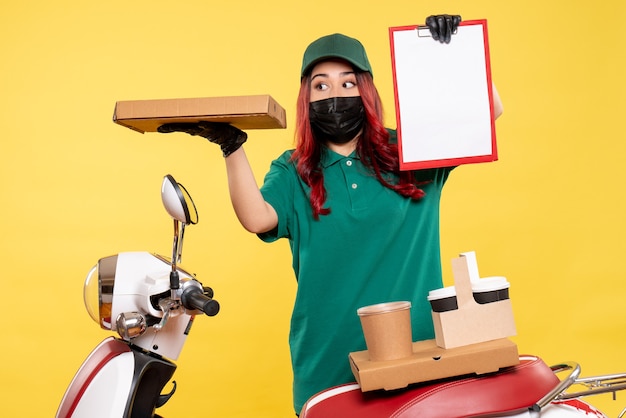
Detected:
left=389, top=20, right=497, bottom=170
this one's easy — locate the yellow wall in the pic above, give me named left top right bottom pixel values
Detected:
left=1, top=1, right=624, bottom=416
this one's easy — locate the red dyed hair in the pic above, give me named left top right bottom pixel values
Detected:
left=292, top=70, right=426, bottom=219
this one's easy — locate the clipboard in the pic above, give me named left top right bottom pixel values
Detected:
left=389, top=20, right=497, bottom=170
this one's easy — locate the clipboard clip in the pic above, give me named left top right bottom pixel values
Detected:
left=416, top=25, right=458, bottom=38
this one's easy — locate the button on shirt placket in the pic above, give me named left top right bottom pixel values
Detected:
left=342, top=158, right=365, bottom=210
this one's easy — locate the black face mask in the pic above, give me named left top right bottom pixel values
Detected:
left=309, top=96, right=365, bottom=144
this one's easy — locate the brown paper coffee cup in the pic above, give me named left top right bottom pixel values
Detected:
left=357, top=301, right=413, bottom=361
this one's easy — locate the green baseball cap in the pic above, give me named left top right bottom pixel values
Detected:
left=301, top=33, right=373, bottom=78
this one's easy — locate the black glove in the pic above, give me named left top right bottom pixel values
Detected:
left=425, top=14, right=461, bottom=44
left=157, top=121, right=247, bottom=157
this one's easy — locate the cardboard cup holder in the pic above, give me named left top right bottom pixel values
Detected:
left=432, top=252, right=516, bottom=349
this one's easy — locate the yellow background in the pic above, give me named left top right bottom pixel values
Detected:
left=1, top=1, right=625, bottom=417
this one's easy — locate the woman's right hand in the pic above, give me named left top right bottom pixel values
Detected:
left=158, top=121, right=247, bottom=157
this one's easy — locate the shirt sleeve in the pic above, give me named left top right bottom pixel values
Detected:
left=257, top=150, right=296, bottom=243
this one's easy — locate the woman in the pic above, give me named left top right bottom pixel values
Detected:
left=159, top=15, right=503, bottom=415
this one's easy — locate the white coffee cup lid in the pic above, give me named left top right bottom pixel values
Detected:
left=427, top=286, right=456, bottom=301
left=471, top=276, right=510, bottom=292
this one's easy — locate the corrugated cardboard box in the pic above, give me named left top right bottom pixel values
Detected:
left=113, top=94, right=287, bottom=133
left=349, top=338, right=519, bottom=392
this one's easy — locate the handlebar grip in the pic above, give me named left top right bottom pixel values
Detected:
left=181, top=287, right=220, bottom=316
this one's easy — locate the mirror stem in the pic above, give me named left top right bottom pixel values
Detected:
left=170, top=219, right=181, bottom=296
left=177, top=224, right=186, bottom=264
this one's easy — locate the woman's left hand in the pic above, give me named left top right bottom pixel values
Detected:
left=425, top=14, right=461, bottom=44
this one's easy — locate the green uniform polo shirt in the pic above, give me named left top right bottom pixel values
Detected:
left=258, top=140, right=453, bottom=414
